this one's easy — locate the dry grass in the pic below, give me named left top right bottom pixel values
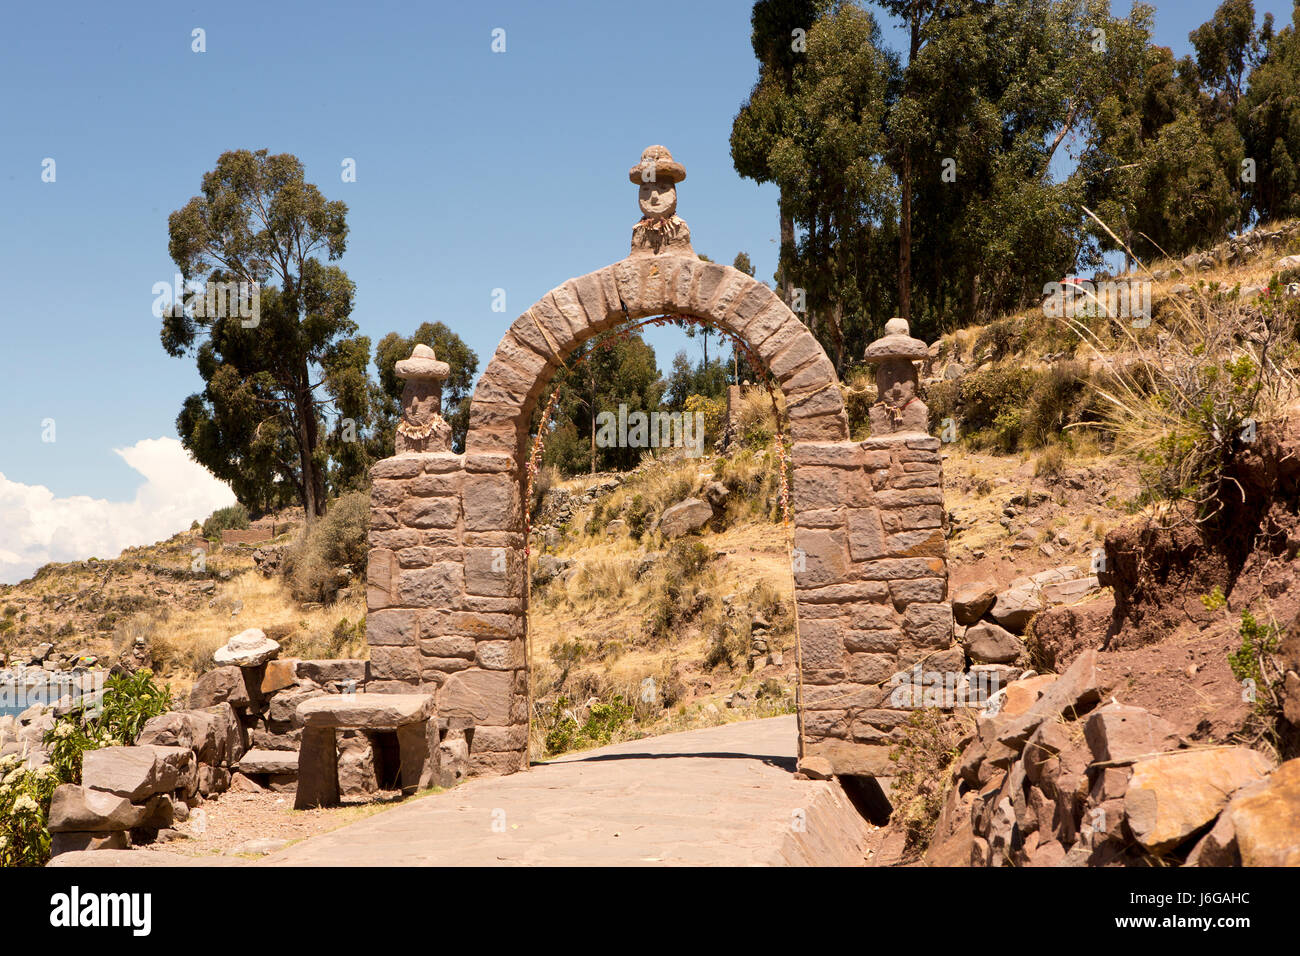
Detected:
left=1074, top=211, right=1300, bottom=521
left=111, top=573, right=367, bottom=692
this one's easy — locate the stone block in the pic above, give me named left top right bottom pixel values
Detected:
left=367, top=609, right=418, bottom=647
left=369, top=646, right=421, bottom=682
left=396, top=563, right=464, bottom=608
left=438, top=669, right=514, bottom=725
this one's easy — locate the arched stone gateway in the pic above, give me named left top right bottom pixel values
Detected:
left=366, top=146, right=954, bottom=782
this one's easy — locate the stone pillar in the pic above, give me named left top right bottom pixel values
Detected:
left=295, top=727, right=339, bottom=809
left=793, top=318, right=953, bottom=780
left=366, top=346, right=529, bottom=778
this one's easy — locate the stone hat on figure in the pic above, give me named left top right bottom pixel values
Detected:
left=629, top=145, right=686, bottom=184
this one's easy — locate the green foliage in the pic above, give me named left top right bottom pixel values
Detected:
left=1201, top=585, right=1228, bottom=612
left=540, top=694, right=634, bottom=755
left=372, top=321, right=479, bottom=456
left=44, top=716, right=100, bottom=785
left=537, top=330, right=665, bottom=475
left=734, top=2, right=899, bottom=366
left=162, top=149, right=366, bottom=518
left=0, top=754, right=58, bottom=867
left=43, top=669, right=174, bottom=788
left=201, top=503, right=250, bottom=540
left=1238, top=2, right=1300, bottom=222
left=1229, top=609, right=1281, bottom=713
left=282, top=492, right=369, bottom=604
left=97, top=670, right=174, bottom=748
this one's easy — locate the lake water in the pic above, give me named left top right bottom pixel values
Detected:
left=0, top=670, right=104, bottom=720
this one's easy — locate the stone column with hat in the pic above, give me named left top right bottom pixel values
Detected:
left=864, top=317, right=930, bottom=435
left=394, top=343, right=453, bottom=454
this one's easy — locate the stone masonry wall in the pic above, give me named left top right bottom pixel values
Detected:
left=367, top=255, right=949, bottom=782
left=793, top=433, right=953, bottom=778
left=365, top=450, right=529, bottom=777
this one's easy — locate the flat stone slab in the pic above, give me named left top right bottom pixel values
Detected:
left=296, top=693, right=434, bottom=729
left=236, top=749, right=300, bottom=774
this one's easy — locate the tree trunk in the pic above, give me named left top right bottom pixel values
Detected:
left=900, top=152, right=912, bottom=323
left=779, top=204, right=797, bottom=307
left=292, top=366, right=326, bottom=523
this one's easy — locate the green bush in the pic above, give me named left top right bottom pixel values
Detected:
left=282, top=492, right=369, bottom=603
left=539, top=694, right=634, bottom=755
left=45, top=669, right=174, bottom=785
left=0, top=755, right=58, bottom=867
left=202, top=503, right=250, bottom=539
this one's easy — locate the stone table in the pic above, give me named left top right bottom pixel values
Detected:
left=294, top=694, right=438, bottom=809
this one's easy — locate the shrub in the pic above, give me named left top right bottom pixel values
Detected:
left=0, top=755, right=59, bottom=867
left=282, top=492, right=369, bottom=603
left=1090, top=287, right=1300, bottom=517
left=684, top=392, right=726, bottom=449
left=735, top=386, right=783, bottom=448
left=645, top=541, right=713, bottom=643
left=887, top=709, right=968, bottom=859
left=971, top=317, right=1027, bottom=363
left=202, top=503, right=250, bottom=540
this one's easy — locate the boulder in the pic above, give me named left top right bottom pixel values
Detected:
left=1125, top=748, right=1274, bottom=853
left=338, top=735, right=378, bottom=797
left=1040, top=575, right=1101, bottom=606
left=81, top=747, right=164, bottom=801
left=533, top=556, right=574, bottom=585
left=964, top=621, right=1023, bottom=665
left=260, top=659, right=298, bottom=694
left=988, top=579, right=1045, bottom=633
left=213, top=628, right=280, bottom=667
left=1001, top=675, right=1057, bottom=717
left=188, top=666, right=250, bottom=709
left=951, top=581, right=997, bottom=625
left=1226, top=757, right=1300, bottom=866
left=236, top=749, right=300, bottom=775
left=1184, top=811, right=1241, bottom=867
left=436, top=736, right=469, bottom=788
left=1083, top=703, right=1181, bottom=763
left=703, top=481, right=730, bottom=509
left=50, top=830, right=129, bottom=856
left=655, top=498, right=713, bottom=538
left=47, top=785, right=143, bottom=832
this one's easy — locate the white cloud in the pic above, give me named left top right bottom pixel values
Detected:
left=0, top=437, right=236, bottom=585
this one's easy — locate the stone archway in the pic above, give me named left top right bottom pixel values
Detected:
left=366, top=147, right=953, bottom=782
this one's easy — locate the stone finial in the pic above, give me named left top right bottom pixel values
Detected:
left=395, top=343, right=453, bottom=453
left=629, top=145, right=694, bottom=257
left=863, top=317, right=930, bottom=435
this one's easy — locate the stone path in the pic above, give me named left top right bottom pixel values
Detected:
left=256, top=715, right=873, bottom=866
left=53, top=716, right=876, bottom=866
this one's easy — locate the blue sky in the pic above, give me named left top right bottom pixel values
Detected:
left=0, top=0, right=1270, bottom=581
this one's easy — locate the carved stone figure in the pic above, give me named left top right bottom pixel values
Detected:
left=394, top=343, right=452, bottom=453
left=863, top=317, right=931, bottom=434
left=629, top=145, right=694, bottom=257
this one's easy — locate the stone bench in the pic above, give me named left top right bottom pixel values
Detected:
left=293, top=693, right=439, bottom=809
